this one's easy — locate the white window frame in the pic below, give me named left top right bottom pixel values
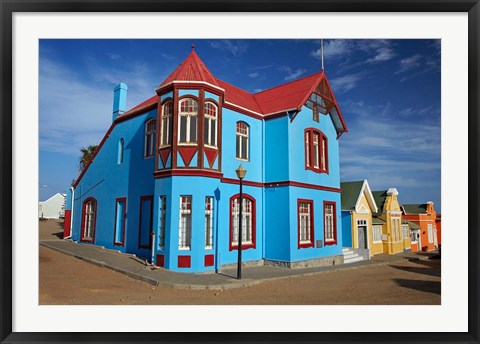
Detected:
left=313, top=132, right=320, bottom=169
left=83, top=200, right=96, bottom=240
left=204, top=102, right=218, bottom=148
left=231, top=197, right=253, bottom=246
left=402, top=224, right=409, bottom=239
left=161, top=101, right=173, bottom=147
left=178, top=196, right=192, bottom=250
left=372, top=225, right=382, bottom=243
left=159, top=196, right=166, bottom=250
left=427, top=223, right=434, bottom=243
left=236, top=121, right=249, bottom=161
left=324, top=203, right=335, bottom=243
left=144, top=119, right=156, bottom=158
left=299, top=201, right=312, bottom=244
left=205, top=196, right=214, bottom=249
left=178, top=98, right=198, bottom=145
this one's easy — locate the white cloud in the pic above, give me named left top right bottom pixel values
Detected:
left=395, top=54, right=423, bottom=74
left=366, top=47, right=396, bottom=63
left=329, top=73, right=363, bottom=93
left=284, top=68, right=306, bottom=81
left=248, top=72, right=259, bottom=78
left=210, top=40, right=248, bottom=55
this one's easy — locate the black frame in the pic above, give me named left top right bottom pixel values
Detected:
left=1, top=1, right=478, bottom=343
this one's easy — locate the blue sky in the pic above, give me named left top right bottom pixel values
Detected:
left=39, top=39, right=441, bottom=210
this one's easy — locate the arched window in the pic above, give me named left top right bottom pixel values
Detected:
left=305, top=128, right=328, bottom=173
left=81, top=198, right=97, bottom=242
left=117, top=138, right=124, bottom=164
left=178, top=98, right=198, bottom=144
left=204, top=102, right=217, bottom=147
left=236, top=121, right=249, bottom=161
left=144, top=119, right=156, bottom=158
left=161, top=101, right=173, bottom=147
left=229, top=194, right=256, bottom=250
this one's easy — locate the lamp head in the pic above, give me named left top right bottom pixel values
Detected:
left=235, top=164, right=247, bottom=180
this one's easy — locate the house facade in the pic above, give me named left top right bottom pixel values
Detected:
left=372, top=188, right=405, bottom=255
left=39, top=193, right=66, bottom=219
left=63, top=46, right=348, bottom=273
left=402, top=202, right=438, bottom=252
left=340, top=180, right=379, bottom=258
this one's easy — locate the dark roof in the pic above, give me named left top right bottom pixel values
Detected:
left=372, top=190, right=388, bottom=214
left=403, top=204, right=427, bottom=215
left=372, top=217, right=386, bottom=225
left=340, top=181, right=364, bottom=211
left=402, top=218, right=421, bottom=230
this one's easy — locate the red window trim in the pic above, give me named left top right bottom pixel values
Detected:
left=229, top=193, right=256, bottom=251
left=80, top=197, right=97, bottom=243
left=304, top=128, right=329, bottom=174
left=323, top=201, right=337, bottom=246
left=297, top=199, right=315, bottom=249
left=113, top=197, right=127, bottom=247
left=138, top=195, right=154, bottom=249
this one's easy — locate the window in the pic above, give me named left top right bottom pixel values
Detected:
left=118, top=138, right=124, bottom=164
left=230, top=194, right=255, bottom=250
left=144, top=119, right=156, bottom=158
left=159, top=196, right=166, bottom=250
left=114, top=198, right=127, bottom=246
left=410, top=230, right=418, bottom=243
left=372, top=225, right=382, bottom=242
left=81, top=198, right=97, bottom=242
left=323, top=201, right=337, bottom=245
left=427, top=224, right=433, bottom=243
left=402, top=224, right=409, bottom=239
left=305, top=128, right=328, bottom=173
left=298, top=200, right=314, bottom=248
left=313, top=104, right=320, bottom=122
left=205, top=196, right=214, bottom=249
left=204, top=102, right=218, bottom=147
left=178, top=98, right=198, bottom=144
left=236, top=122, right=249, bottom=161
left=179, top=196, right=192, bottom=249
left=161, top=101, right=173, bottom=147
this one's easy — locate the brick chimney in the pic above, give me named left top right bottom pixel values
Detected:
left=112, top=82, right=128, bottom=122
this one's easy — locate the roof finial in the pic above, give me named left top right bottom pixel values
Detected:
left=191, top=43, right=195, bottom=51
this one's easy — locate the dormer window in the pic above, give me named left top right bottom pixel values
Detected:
left=204, top=102, right=217, bottom=147
left=178, top=98, right=198, bottom=144
left=161, top=101, right=173, bottom=147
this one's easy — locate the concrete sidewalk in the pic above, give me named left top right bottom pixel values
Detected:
left=40, top=240, right=438, bottom=290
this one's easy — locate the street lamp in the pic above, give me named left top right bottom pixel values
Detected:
left=235, top=164, right=247, bottom=279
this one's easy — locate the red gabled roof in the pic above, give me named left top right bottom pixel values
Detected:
left=215, top=78, right=262, bottom=115
left=159, top=46, right=219, bottom=87
left=126, top=95, right=158, bottom=114
left=254, top=72, right=323, bottom=115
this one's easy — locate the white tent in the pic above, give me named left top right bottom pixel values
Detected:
left=39, top=193, right=66, bottom=219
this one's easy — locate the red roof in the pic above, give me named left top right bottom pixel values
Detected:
left=128, top=49, right=347, bottom=134
left=159, top=47, right=219, bottom=87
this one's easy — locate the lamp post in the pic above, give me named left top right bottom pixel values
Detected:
left=235, top=164, right=247, bottom=279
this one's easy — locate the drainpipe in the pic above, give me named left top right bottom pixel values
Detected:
left=151, top=230, right=156, bottom=265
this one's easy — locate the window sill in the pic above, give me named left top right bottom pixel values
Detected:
left=204, top=144, right=218, bottom=150
left=178, top=143, right=198, bottom=146
left=236, top=157, right=249, bottom=162
left=178, top=247, right=191, bottom=251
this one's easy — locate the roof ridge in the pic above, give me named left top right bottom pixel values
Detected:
left=254, top=71, right=323, bottom=95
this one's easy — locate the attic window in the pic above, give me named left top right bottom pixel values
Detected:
left=305, top=93, right=332, bottom=116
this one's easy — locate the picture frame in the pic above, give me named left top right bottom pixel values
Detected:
left=1, top=1, right=479, bottom=343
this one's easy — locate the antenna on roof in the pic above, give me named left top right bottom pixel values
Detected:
left=321, top=39, right=324, bottom=71
left=191, top=43, right=195, bottom=51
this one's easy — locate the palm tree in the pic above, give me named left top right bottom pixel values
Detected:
left=78, top=145, right=98, bottom=173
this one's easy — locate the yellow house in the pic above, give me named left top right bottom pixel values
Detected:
left=372, top=188, right=404, bottom=255
left=341, top=180, right=379, bottom=259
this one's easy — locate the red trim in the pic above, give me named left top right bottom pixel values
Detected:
left=138, top=195, right=153, bottom=249
left=221, top=177, right=264, bottom=188
left=297, top=199, right=314, bottom=249
left=80, top=197, right=97, bottom=243
left=154, top=169, right=223, bottom=179
left=204, top=147, right=218, bottom=168
left=177, top=146, right=197, bottom=167
left=264, top=111, right=288, bottom=120
left=63, top=210, right=72, bottom=238
left=156, top=254, right=165, bottom=267
left=265, top=181, right=341, bottom=193
left=229, top=193, right=256, bottom=251
left=159, top=148, right=171, bottom=168
left=204, top=254, right=214, bottom=267
left=113, top=197, right=127, bottom=247
left=172, top=88, right=179, bottom=168
left=323, top=201, right=338, bottom=246
left=178, top=255, right=191, bottom=268
left=118, top=102, right=158, bottom=124
left=304, top=128, right=329, bottom=174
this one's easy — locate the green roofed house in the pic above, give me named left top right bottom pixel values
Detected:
left=402, top=201, right=439, bottom=252
left=340, top=180, right=379, bottom=262
left=402, top=218, right=421, bottom=252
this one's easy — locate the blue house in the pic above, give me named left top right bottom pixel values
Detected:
left=64, top=46, right=348, bottom=273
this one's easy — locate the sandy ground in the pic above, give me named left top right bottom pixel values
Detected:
left=39, top=219, right=440, bottom=305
